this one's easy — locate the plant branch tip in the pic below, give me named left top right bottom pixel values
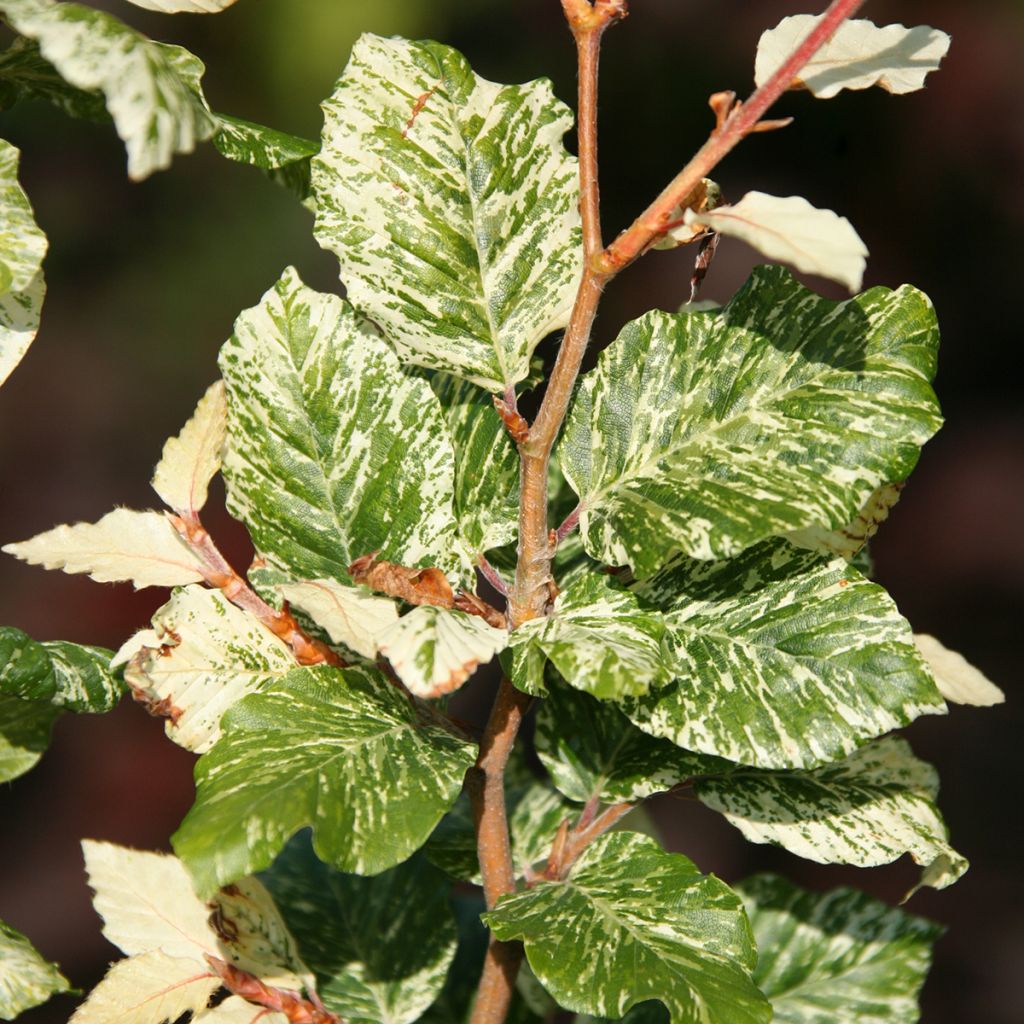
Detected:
left=561, top=0, right=628, bottom=33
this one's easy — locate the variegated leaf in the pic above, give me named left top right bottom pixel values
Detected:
left=0, top=138, right=47, bottom=296
left=3, top=507, right=207, bottom=588
left=69, top=951, right=218, bottom=1024
left=558, top=266, right=941, bottom=576
left=0, top=36, right=109, bottom=121
left=684, top=192, right=867, bottom=292
left=428, top=371, right=519, bottom=554
left=507, top=574, right=668, bottom=699
left=697, top=737, right=967, bottom=895
left=173, top=665, right=477, bottom=896
left=261, top=833, right=457, bottom=1024
left=740, top=874, right=942, bottom=1023
left=0, top=694, right=59, bottom=782
left=485, top=832, right=770, bottom=1024
left=113, top=586, right=295, bottom=753
left=123, top=0, right=241, bottom=13
left=535, top=679, right=731, bottom=804
left=755, top=16, right=951, bottom=99
left=0, top=0, right=217, bottom=179
left=151, top=380, right=226, bottom=517
left=0, top=918, right=69, bottom=1019
left=914, top=634, right=1005, bottom=707
left=625, top=539, right=944, bottom=770
left=212, top=115, right=317, bottom=199
left=788, top=482, right=901, bottom=560
left=274, top=579, right=397, bottom=661
left=83, top=840, right=311, bottom=991
left=311, top=33, right=582, bottom=390
left=376, top=606, right=507, bottom=699
left=219, top=267, right=461, bottom=585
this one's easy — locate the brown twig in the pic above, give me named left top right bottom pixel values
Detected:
left=544, top=801, right=634, bottom=881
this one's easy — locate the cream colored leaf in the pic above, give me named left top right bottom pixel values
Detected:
left=914, top=634, right=1005, bottom=707
left=196, top=995, right=287, bottom=1023
left=115, top=587, right=296, bottom=753
left=755, top=16, right=951, bottom=98
left=685, top=191, right=867, bottom=292
left=2, top=508, right=206, bottom=588
left=276, top=578, right=398, bottom=660
left=123, top=0, right=241, bottom=12
left=70, top=951, right=217, bottom=1024
left=152, top=381, right=227, bottom=516
left=376, top=606, right=508, bottom=698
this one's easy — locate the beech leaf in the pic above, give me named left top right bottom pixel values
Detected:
left=755, top=16, right=951, bottom=99
left=123, top=0, right=241, bottom=13
left=0, top=918, right=69, bottom=1019
left=3, top=508, right=207, bottom=588
left=787, top=482, right=902, bottom=561
left=914, top=634, right=1005, bottom=707
left=685, top=192, right=868, bottom=292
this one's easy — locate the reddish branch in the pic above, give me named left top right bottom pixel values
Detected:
left=205, top=956, right=339, bottom=1024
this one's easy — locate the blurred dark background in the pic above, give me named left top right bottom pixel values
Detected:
left=1, top=1, right=1020, bottom=1021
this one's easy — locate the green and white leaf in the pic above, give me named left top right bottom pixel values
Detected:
left=3, top=507, right=207, bottom=588
left=0, top=918, right=69, bottom=1019
left=83, top=840, right=310, bottom=990
left=0, top=138, right=47, bottom=296
left=275, top=578, right=398, bottom=661
left=0, top=36, right=109, bottom=120
left=685, top=192, right=867, bottom=292
left=559, top=265, right=942, bottom=576
left=123, top=0, right=241, bottom=13
left=788, top=482, right=901, bottom=561
left=114, top=586, right=295, bottom=753
left=697, top=737, right=967, bottom=894
left=0, top=140, right=44, bottom=388
left=219, top=267, right=461, bottom=585
left=485, top=832, right=770, bottom=1024
left=376, top=605, right=507, bottom=699
left=0, top=0, right=218, bottom=179
left=312, top=33, right=582, bottom=390
left=428, top=371, right=519, bottom=554
left=151, top=380, right=226, bottom=517
left=262, top=833, right=457, bottom=1024
left=739, top=874, right=942, bottom=1023
left=913, top=634, right=1005, bottom=707
left=755, top=16, right=951, bottom=98
left=508, top=574, right=668, bottom=699
left=173, top=665, right=476, bottom=896
left=536, top=680, right=731, bottom=804
left=69, top=951, right=218, bottom=1024
left=212, top=115, right=317, bottom=199
left=624, top=539, right=945, bottom=770
left=0, top=693, right=59, bottom=782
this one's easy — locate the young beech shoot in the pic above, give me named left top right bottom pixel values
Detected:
left=0, top=2, right=1002, bottom=1024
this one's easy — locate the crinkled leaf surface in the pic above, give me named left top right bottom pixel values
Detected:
left=275, top=578, right=398, bottom=661
left=697, top=737, right=967, bottom=894
left=625, top=539, right=944, bottom=770
left=0, top=0, right=217, bottom=179
left=173, top=665, right=476, bottom=896
left=0, top=138, right=47, bottom=296
left=558, top=266, right=941, bottom=575
left=114, top=586, right=296, bottom=753
left=376, top=605, right=508, bottom=699
left=212, top=115, right=317, bottom=199
left=685, top=193, right=867, bottom=292
left=261, top=833, right=456, bottom=1024
left=755, top=16, right=951, bottom=98
left=69, top=951, right=217, bottom=1024
left=739, top=874, right=942, bottom=1023
left=485, top=832, right=770, bottom=1024
left=428, top=371, right=519, bottom=554
left=219, top=267, right=461, bottom=585
left=913, top=634, right=1005, bottom=707
left=508, top=574, right=668, bottom=699
left=312, top=33, right=581, bottom=390
left=151, top=380, right=226, bottom=517
left=0, top=918, right=69, bottom=1019
left=536, top=680, right=731, bottom=804
left=3, top=507, right=208, bottom=588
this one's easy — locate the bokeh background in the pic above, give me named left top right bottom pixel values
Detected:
left=1, top=1, right=1021, bottom=1021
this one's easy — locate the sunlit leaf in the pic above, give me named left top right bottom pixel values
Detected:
left=914, top=634, right=1005, bottom=707
left=0, top=918, right=69, bottom=1019
left=123, top=0, right=241, bottom=13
